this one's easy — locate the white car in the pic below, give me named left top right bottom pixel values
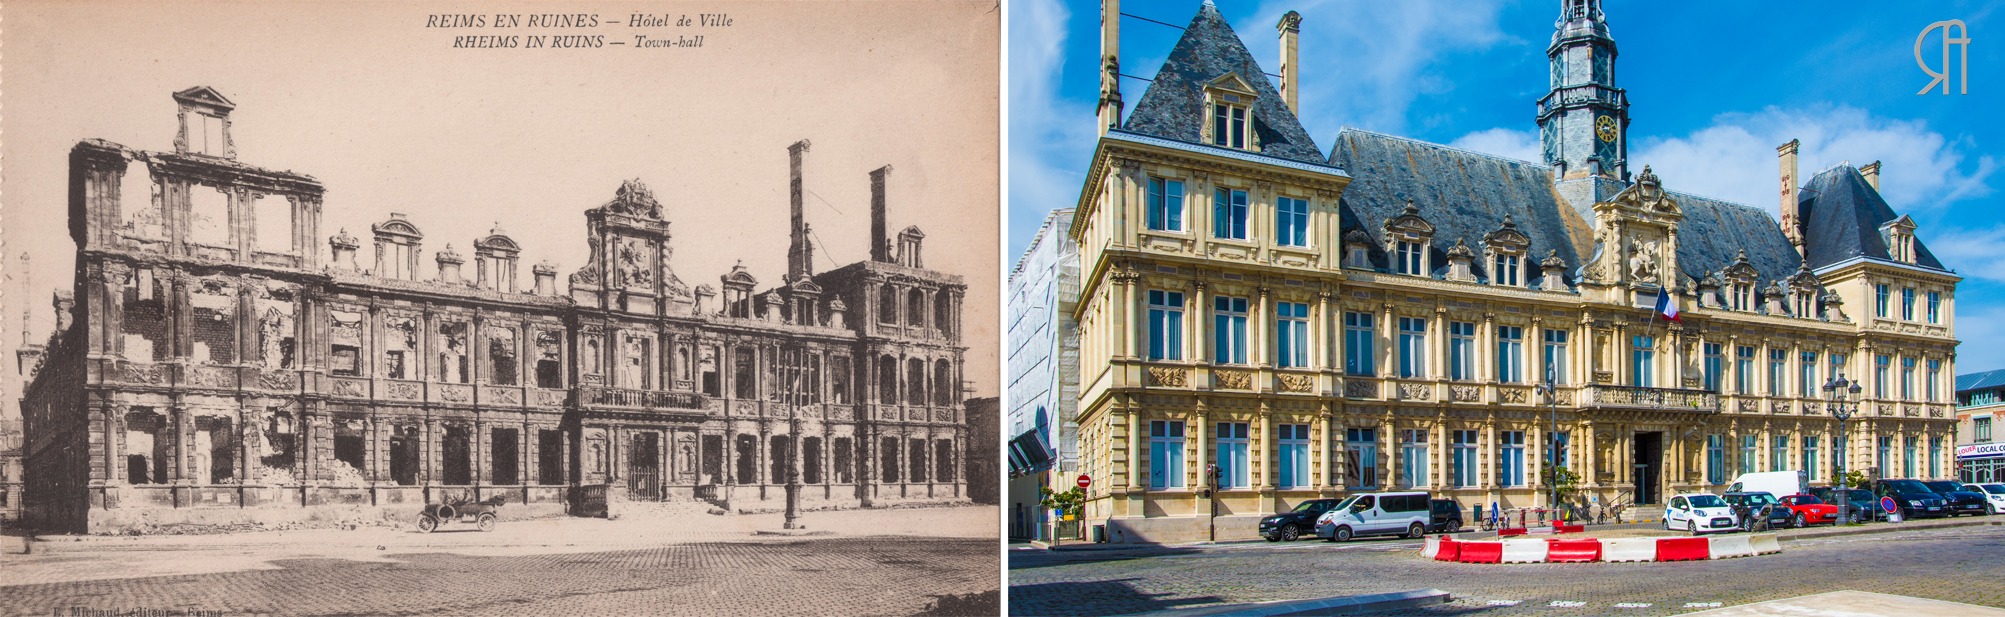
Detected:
left=1664, top=493, right=1739, bottom=535
left=1970, top=483, right=2005, bottom=515
left=1314, top=492, right=1431, bottom=542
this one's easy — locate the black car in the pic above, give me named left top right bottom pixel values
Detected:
left=1261, top=499, right=1342, bottom=541
left=1428, top=498, right=1463, bottom=533
left=1921, top=480, right=1989, bottom=516
left=1872, top=479, right=1950, bottom=519
left=1721, top=492, right=1791, bottom=529
left=1808, top=487, right=1881, bottom=523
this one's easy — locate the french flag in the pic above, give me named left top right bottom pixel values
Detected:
left=1654, top=290, right=1681, bottom=322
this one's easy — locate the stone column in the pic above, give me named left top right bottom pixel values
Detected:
left=1125, top=407, right=1141, bottom=490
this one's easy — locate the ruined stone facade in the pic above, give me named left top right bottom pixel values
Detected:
left=20, top=87, right=970, bottom=533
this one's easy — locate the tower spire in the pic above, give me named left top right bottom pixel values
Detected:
left=1539, top=0, right=1629, bottom=212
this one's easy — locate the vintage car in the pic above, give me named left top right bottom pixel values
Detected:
left=418, top=495, right=505, bottom=533
left=1775, top=493, right=1840, bottom=527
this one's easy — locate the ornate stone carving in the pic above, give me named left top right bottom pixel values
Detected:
left=1278, top=374, right=1314, bottom=393
left=330, top=378, right=367, bottom=397
left=1397, top=382, right=1432, bottom=401
left=1738, top=399, right=1760, bottom=413
left=1214, top=370, right=1253, bottom=390
left=1344, top=378, right=1378, bottom=399
left=1500, top=388, right=1530, bottom=404
left=258, top=369, right=298, bottom=391
left=1450, top=385, right=1481, bottom=402
left=1147, top=366, right=1188, bottom=387
left=387, top=381, right=423, bottom=401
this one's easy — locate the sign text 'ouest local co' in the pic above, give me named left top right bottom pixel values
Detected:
left=1956, top=443, right=2005, bottom=460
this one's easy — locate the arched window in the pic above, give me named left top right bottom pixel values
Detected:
left=906, top=358, right=927, bottom=406
left=907, top=289, right=926, bottom=327
left=934, top=359, right=954, bottom=406
left=878, top=355, right=899, bottom=405
left=878, top=286, right=898, bottom=324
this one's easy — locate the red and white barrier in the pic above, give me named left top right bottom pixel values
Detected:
left=1428, top=533, right=1781, bottom=564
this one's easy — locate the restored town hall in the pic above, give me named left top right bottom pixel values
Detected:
left=18, top=86, right=972, bottom=533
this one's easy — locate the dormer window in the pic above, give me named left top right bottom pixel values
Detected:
left=1482, top=216, right=1531, bottom=287
left=1202, top=74, right=1259, bottom=151
left=1397, top=241, right=1425, bottom=275
left=1493, top=253, right=1522, bottom=286
left=1212, top=102, right=1248, bottom=149
left=1342, top=229, right=1374, bottom=269
left=1381, top=201, right=1436, bottom=277
left=1731, top=284, right=1752, bottom=311
left=1882, top=215, right=1918, bottom=264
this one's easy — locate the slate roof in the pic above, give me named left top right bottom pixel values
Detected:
left=1957, top=368, right=2005, bottom=393
left=1799, top=164, right=1947, bottom=272
left=1666, top=190, right=1802, bottom=283
left=1328, top=129, right=1589, bottom=286
left=1121, top=2, right=1325, bottom=165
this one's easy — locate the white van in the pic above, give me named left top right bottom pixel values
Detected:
left=1314, top=491, right=1431, bottom=542
left=1725, top=470, right=1808, bottom=498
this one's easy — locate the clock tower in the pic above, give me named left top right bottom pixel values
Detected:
left=1538, top=0, right=1630, bottom=213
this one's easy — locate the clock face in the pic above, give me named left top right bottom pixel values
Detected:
left=1596, top=115, right=1618, bottom=143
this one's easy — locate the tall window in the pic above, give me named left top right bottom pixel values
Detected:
left=1799, top=352, right=1817, bottom=397
left=1397, top=317, right=1427, bottom=378
left=1803, top=436, right=1820, bottom=478
left=1276, top=302, right=1309, bottom=369
left=1900, top=357, right=1916, bottom=400
left=1926, top=359, right=1942, bottom=402
left=1706, top=435, right=1725, bottom=485
left=1703, top=343, right=1724, bottom=392
left=1740, top=435, right=1758, bottom=475
left=1930, top=436, right=1943, bottom=478
left=1211, top=102, right=1247, bottom=149
left=1400, top=429, right=1428, bottom=488
left=1213, top=188, right=1248, bottom=240
left=1548, top=431, right=1570, bottom=470
left=1542, top=329, right=1568, bottom=385
left=1344, top=312, right=1375, bottom=377
left=1212, top=297, right=1248, bottom=365
left=1977, top=417, right=1993, bottom=442
left=1874, top=284, right=1890, bottom=318
left=1492, top=253, right=1521, bottom=286
left=1149, top=421, right=1186, bottom=489
left=1926, top=291, right=1942, bottom=324
left=1215, top=422, right=1249, bottom=488
left=1878, top=436, right=1893, bottom=476
left=1731, top=284, right=1753, bottom=312
left=1452, top=430, right=1479, bottom=488
left=1346, top=428, right=1377, bottom=488
left=1396, top=241, right=1424, bottom=275
left=1277, top=424, right=1310, bottom=489
left=1736, top=346, right=1756, bottom=395
left=1875, top=354, right=1891, bottom=398
left=1147, top=291, right=1184, bottom=361
left=1903, top=436, right=1917, bottom=478
left=1900, top=287, right=1916, bottom=320
left=1767, top=349, right=1786, bottom=397
left=1631, top=336, right=1655, bottom=388
left=1449, top=321, right=1476, bottom=381
left=1498, top=431, right=1525, bottom=487
left=1830, top=353, right=1848, bottom=382
left=1495, top=326, right=1524, bottom=383
left=1147, top=178, right=1186, bottom=232
left=1771, top=436, right=1788, bottom=472
left=1276, top=197, right=1308, bottom=247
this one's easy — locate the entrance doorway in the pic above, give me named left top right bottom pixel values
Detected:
left=630, top=432, right=660, bottom=500
left=1633, top=432, right=1663, bottom=505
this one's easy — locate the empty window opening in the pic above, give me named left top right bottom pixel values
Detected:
left=438, top=322, right=470, bottom=383
left=390, top=426, right=420, bottom=486
left=383, top=316, right=416, bottom=379
left=119, top=161, right=165, bottom=239
left=735, top=434, right=758, bottom=484
left=879, top=356, right=899, bottom=405
left=700, top=346, right=720, bottom=396
left=770, top=434, right=790, bottom=483
left=122, top=269, right=169, bottom=361
left=734, top=347, right=757, bottom=399
left=491, top=427, right=520, bottom=485
left=487, top=327, right=517, bottom=386
left=803, top=436, right=823, bottom=484
left=536, top=331, right=563, bottom=388
left=332, top=417, right=366, bottom=485
left=909, top=438, right=930, bottom=483
left=442, top=425, right=472, bottom=485
left=253, top=194, right=292, bottom=253
left=881, top=436, right=901, bottom=483
left=833, top=436, right=854, bottom=484
left=537, top=429, right=564, bottom=485
left=188, top=184, right=231, bottom=246
left=702, top=434, right=724, bottom=484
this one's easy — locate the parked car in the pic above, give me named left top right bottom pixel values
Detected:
left=1428, top=498, right=1463, bottom=533
left=1315, top=492, right=1431, bottom=542
left=1775, top=493, right=1840, bottom=527
left=1721, top=492, right=1791, bottom=530
left=1260, top=499, right=1342, bottom=541
left=1871, top=479, right=1950, bottom=519
left=1664, top=493, right=1739, bottom=535
left=1807, top=486, right=1881, bottom=523
left=1970, top=483, right=2005, bottom=515
left=1921, top=480, right=1989, bottom=516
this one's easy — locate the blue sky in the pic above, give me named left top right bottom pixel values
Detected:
left=1010, top=0, right=2002, bottom=371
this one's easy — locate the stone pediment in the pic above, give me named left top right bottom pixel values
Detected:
left=1204, top=73, right=1258, bottom=98
left=1607, top=165, right=1679, bottom=217
left=173, top=86, right=236, bottom=111
left=1382, top=201, right=1434, bottom=239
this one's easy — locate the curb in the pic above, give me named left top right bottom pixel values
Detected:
left=1127, top=589, right=1452, bottom=617
left=1425, top=533, right=1781, bottom=564
left=1776, top=518, right=2000, bottom=542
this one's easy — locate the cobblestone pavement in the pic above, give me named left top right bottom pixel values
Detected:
left=1008, top=525, right=2005, bottom=616
left=1, top=536, right=995, bottom=617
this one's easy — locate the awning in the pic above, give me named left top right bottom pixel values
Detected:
left=1008, top=428, right=1054, bottom=477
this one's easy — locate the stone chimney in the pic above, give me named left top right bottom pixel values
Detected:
left=1778, top=139, right=1802, bottom=254
left=870, top=165, right=894, bottom=263
left=1539, top=250, right=1569, bottom=291
left=1097, top=0, right=1123, bottom=135
left=1861, top=160, right=1882, bottom=191
left=787, top=140, right=814, bottom=281
left=435, top=244, right=464, bottom=284
left=1277, top=11, right=1302, bottom=114
left=52, top=290, right=76, bottom=333
left=329, top=228, right=360, bottom=271
left=1444, top=239, right=1477, bottom=282
left=532, top=261, right=557, bottom=295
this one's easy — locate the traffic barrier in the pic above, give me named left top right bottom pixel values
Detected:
left=1497, top=527, right=1528, bottom=537
left=1421, top=535, right=1442, bottom=560
left=1457, top=540, right=1504, bottom=564
left=1434, top=537, right=1462, bottom=562
left=1655, top=537, right=1711, bottom=562
left=1707, top=534, right=1755, bottom=559
left=1545, top=538, right=1601, bottom=562
left=1499, top=538, right=1550, bottom=563
left=1552, top=524, right=1585, bottom=534
left=1749, top=533, right=1782, bottom=555
left=1600, top=537, right=1658, bottom=562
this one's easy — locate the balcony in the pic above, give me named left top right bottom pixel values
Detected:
left=1583, top=385, right=1719, bottom=412
left=579, top=386, right=714, bottom=415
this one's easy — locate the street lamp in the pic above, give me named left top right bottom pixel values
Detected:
left=1823, top=374, right=1863, bottom=524
left=1536, top=367, right=1561, bottom=521
left=783, top=344, right=806, bottom=530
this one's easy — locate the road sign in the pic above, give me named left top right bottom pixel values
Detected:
left=1880, top=496, right=1899, bottom=514
left=1076, top=474, right=1091, bottom=489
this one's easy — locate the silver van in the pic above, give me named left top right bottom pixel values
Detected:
left=1314, top=491, right=1432, bottom=541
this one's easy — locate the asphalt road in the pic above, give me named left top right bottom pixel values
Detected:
left=1008, top=525, right=2005, bottom=616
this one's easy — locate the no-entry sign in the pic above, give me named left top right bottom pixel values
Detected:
left=1077, top=474, right=1091, bottom=489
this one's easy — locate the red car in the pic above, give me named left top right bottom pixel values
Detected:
left=1776, top=493, right=1840, bottom=527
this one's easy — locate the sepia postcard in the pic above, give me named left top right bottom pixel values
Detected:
left=0, top=1, right=1001, bottom=615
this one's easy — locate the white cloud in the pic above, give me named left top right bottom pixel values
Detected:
left=1008, top=0, right=1094, bottom=259
left=1926, top=226, right=2005, bottom=283
left=1448, top=127, right=1541, bottom=163
left=1246, top=0, right=1511, bottom=138
left=1951, top=303, right=2005, bottom=373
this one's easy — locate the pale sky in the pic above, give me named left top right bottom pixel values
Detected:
left=1, top=0, right=1001, bottom=397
